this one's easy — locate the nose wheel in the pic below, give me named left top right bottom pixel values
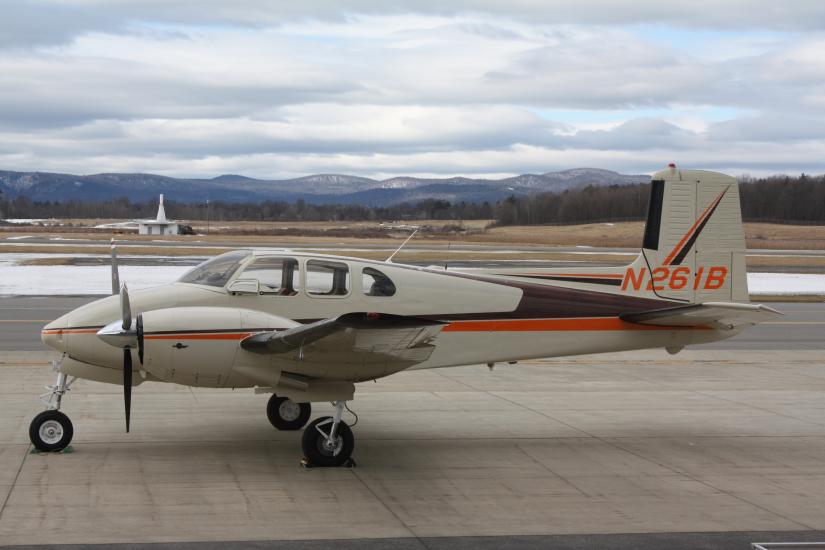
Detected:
left=267, top=394, right=311, bottom=430
left=30, top=370, right=75, bottom=452
left=30, top=410, right=74, bottom=452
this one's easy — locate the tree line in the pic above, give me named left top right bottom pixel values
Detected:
left=495, top=173, right=825, bottom=226
left=1, top=174, right=823, bottom=226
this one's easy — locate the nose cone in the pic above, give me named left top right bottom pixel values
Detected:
left=41, top=314, right=69, bottom=352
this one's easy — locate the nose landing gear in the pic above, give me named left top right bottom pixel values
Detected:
left=30, top=369, right=75, bottom=453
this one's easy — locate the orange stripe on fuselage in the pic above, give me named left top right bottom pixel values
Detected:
left=443, top=317, right=702, bottom=332
left=143, top=332, right=253, bottom=341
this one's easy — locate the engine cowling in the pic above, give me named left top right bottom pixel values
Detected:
left=139, top=307, right=296, bottom=387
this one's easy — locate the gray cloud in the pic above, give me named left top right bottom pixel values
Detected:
left=5, top=1, right=825, bottom=51
left=1, top=5, right=824, bottom=177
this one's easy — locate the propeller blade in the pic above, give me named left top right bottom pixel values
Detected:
left=123, top=348, right=132, bottom=433
left=120, top=283, right=132, bottom=331
left=136, top=314, right=144, bottom=365
left=111, top=238, right=120, bottom=295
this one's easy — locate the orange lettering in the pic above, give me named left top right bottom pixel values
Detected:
left=693, top=267, right=704, bottom=290
left=669, top=267, right=690, bottom=290
left=622, top=267, right=646, bottom=291
left=648, top=267, right=669, bottom=291
left=704, top=266, right=728, bottom=290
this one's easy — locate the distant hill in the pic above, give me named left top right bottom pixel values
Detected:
left=0, top=168, right=650, bottom=206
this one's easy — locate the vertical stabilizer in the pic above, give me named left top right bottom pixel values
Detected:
left=623, top=166, right=748, bottom=304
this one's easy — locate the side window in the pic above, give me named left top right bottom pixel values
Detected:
left=306, top=260, right=350, bottom=297
left=241, top=257, right=300, bottom=295
left=362, top=267, right=396, bottom=297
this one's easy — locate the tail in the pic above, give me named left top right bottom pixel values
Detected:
left=622, top=165, right=748, bottom=304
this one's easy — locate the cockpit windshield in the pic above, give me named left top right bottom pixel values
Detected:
left=177, top=250, right=252, bottom=287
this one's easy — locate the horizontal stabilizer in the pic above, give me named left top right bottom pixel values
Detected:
left=621, top=301, right=782, bottom=330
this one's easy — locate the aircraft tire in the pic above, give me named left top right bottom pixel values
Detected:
left=267, top=395, right=311, bottom=430
left=29, top=410, right=74, bottom=452
left=301, top=416, right=354, bottom=467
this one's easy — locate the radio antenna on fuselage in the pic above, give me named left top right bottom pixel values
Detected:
left=386, top=227, right=419, bottom=263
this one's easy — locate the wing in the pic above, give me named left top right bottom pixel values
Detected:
left=240, top=312, right=445, bottom=366
left=621, top=301, right=782, bottom=330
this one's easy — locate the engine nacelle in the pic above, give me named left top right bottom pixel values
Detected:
left=140, top=307, right=296, bottom=387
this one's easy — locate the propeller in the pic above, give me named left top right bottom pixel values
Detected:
left=100, top=232, right=146, bottom=433
left=120, top=283, right=133, bottom=432
left=96, top=283, right=138, bottom=432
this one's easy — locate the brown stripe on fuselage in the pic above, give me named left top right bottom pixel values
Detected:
left=417, top=273, right=675, bottom=321
left=502, top=274, right=623, bottom=286
left=443, top=317, right=707, bottom=332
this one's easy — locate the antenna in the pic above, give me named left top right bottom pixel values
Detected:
left=386, top=228, right=419, bottom=263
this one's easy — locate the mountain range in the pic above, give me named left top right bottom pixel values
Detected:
left=0, top=168, right=651, bottom=206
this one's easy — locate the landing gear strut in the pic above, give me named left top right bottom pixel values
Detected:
left=30, top=369, right=75, bottom=452
left=301, top=401, right=355, bottom=467
left=267, top=394, right=311, bottom=430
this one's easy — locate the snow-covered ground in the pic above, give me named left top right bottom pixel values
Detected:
left=747, top=273, right=825, bottom=296
left=0, top=252, right=822, bottom=296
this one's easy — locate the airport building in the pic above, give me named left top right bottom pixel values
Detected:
left=137, top=194, right=181, bottom=235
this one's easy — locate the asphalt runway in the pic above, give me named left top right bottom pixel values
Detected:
left=0, top=297, right=820, bottom=351
left=7, top=233, right=825, bottom=257
left=1, top=348, right=824, bottom=549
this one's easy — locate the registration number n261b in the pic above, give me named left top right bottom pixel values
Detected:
left=621, top=266, right=728, bottom=292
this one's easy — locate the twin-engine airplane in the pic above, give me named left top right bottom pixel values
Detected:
left=34, top=166, right=781, bottom=466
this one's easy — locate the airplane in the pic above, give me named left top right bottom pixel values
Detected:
left=33, top=166, right=782, bottom=467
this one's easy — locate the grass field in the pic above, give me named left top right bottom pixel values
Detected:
left=3, top=219, right=825, bottom=267
left=4, top=220, right=825, bottom=249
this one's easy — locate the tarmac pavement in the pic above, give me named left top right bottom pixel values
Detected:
left=1, top=349, right=825, bottom=548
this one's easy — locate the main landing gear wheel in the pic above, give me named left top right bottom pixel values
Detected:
left=301, top=404, right=354, bottom=467
left=267, top=395, right=311, bottom=431
left=30, top=410, right=74, bottom=452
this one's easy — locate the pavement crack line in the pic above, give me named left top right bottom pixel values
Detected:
left=349, top=468, right=432, bottom=550
left=488, top=390, right=818, bottom=531
left=0, top=444, right=30, bottom=523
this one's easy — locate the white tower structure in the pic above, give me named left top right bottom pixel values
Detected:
left=156, top=194, right=168, bottom=223
left=137, top=194, right=180, bottom=235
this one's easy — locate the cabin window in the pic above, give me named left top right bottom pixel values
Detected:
left=306, top=260, right=350, bottom=297
left=362, top=267, right=396, bottom=297
left=178, top=250, right=252, bottom=287
left=241, top=257, right=300, bottom=295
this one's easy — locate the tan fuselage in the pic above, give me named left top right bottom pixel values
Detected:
left=41, top=252, right=734, bottom=399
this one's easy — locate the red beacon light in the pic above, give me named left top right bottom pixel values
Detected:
left=668, top=162, right=677, bottom=173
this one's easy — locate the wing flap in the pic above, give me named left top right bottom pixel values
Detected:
left=621, top=301, right=783, bottom=329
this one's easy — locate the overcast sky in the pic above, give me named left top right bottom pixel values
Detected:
left=2, top=1, right=825, bottom=179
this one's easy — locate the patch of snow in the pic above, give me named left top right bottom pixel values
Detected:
left=0, top=264, right=189, bottom=295
left=3, top=218, right=50, bottom=224
left=6, top=235, right=33, bottom=240
left=94, top=221, right=139, bottom=229
left=748, top=273, right=825, bottom=295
